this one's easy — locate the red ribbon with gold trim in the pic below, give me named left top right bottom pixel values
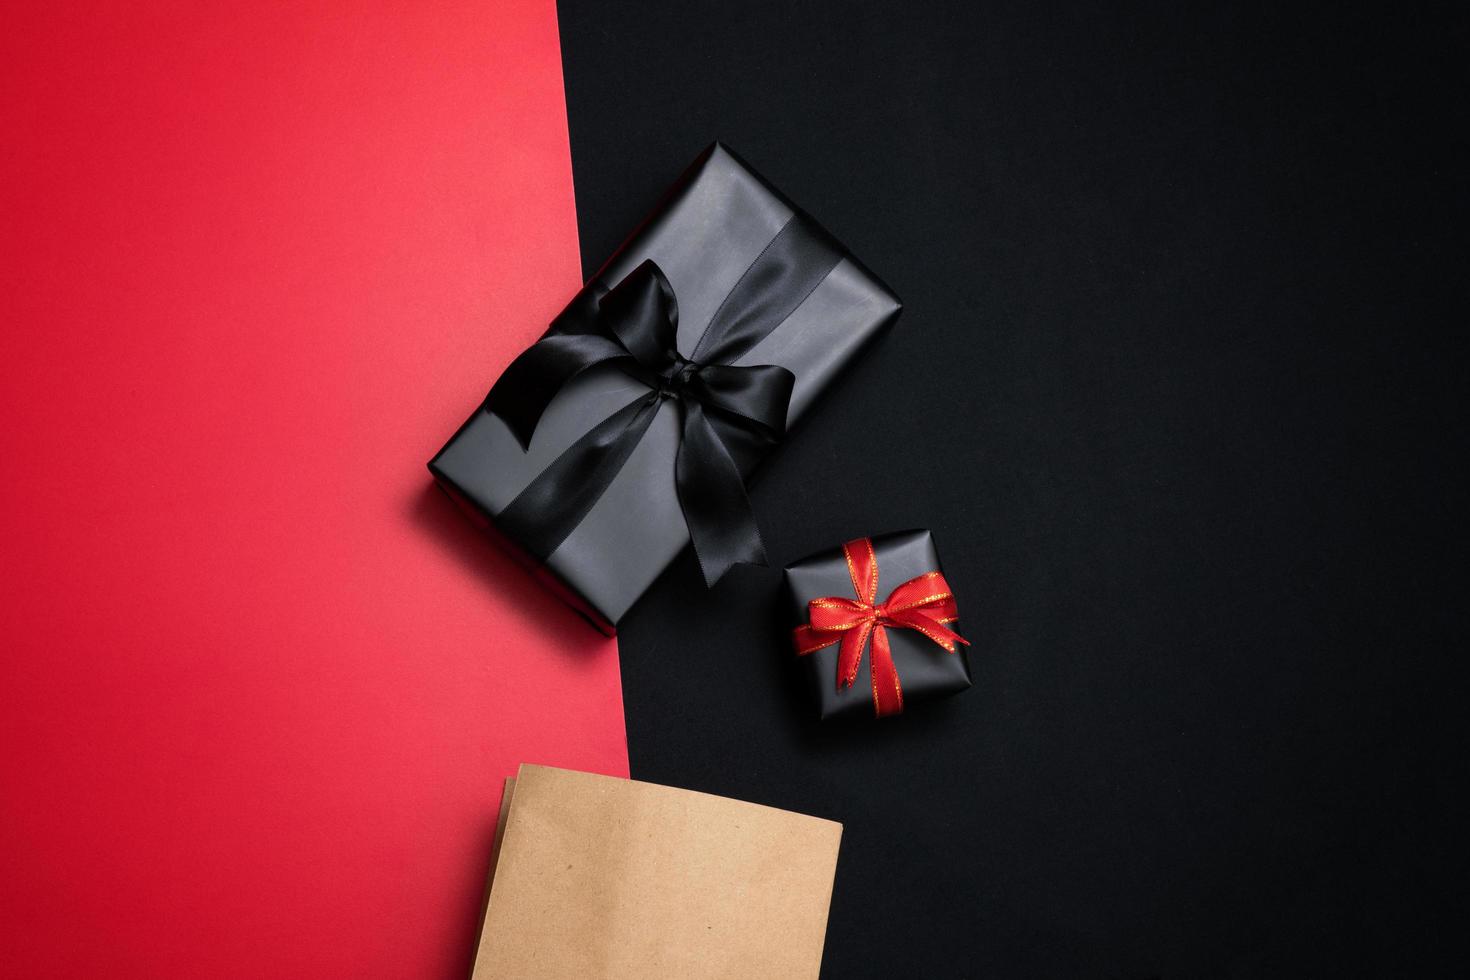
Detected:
left=792, top=536, right=969, bottom=718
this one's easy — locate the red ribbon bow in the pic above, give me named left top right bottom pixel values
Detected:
left=793, top=536, right=969, bottom=717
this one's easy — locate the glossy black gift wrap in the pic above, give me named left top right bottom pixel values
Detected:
left=430, top=144, right=901, bottom=631
left=784, top=530, right=972, bottom=720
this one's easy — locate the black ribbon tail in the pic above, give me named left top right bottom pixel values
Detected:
left=494, top=392, right=662, bottom=561
left=676, top=399, right=768, bottom=586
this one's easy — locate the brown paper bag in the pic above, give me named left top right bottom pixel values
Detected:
left=473, top=765, right=842, bottom=979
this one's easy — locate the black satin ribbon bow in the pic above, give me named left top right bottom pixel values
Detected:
left=484, top=213, right=843, bottom=586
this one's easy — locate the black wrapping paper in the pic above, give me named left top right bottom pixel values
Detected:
left=429, top=144, right=901, bottom=631
left=784, top=530, right=972, bottom=720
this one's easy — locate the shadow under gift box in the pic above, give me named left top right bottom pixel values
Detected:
left=429, top=143, right=901, bottom=632
left=784, top=530, right=972, bottom=720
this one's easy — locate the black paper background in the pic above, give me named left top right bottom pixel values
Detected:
left=557, top=2, right=1464, bottom=975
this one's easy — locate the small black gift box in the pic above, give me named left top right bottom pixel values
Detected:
left=430, top=143, right=900, bottom=632
left=785, top=530, right=972, bottom=720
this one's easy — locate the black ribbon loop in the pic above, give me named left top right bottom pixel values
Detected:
left=484, top=213, right=844, bottom=586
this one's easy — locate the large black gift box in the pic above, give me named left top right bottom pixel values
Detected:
left=785, top=530, right=972, bottom=720
left=429, top=144, right=901, bottom=632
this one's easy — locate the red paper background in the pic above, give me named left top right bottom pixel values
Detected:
left=0, top=3, right=627, bottom=976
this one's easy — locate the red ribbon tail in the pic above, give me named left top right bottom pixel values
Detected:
left=792, top=623, right=838, bottom=656
left=836, top=621, right=872, bottom=690
left=890, top=609, right=969, bottom=651
left=868, top=624, right=904, bottom=717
